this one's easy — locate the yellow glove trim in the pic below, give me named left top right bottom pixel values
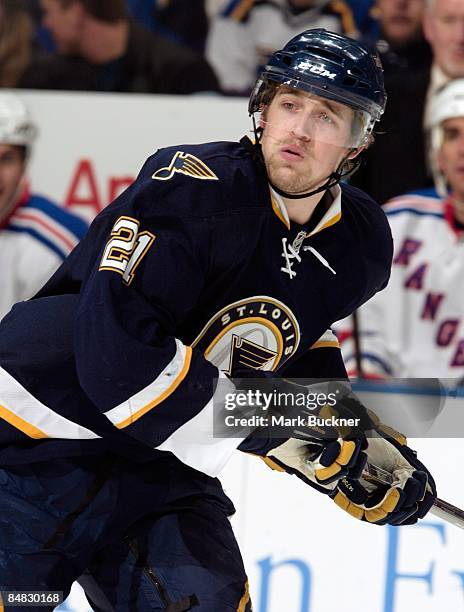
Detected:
left=333, top=491, right=364, bottom=520
left=261, top=456, right=286, bottom=472
left=333, top=488, right=402, bottom=523
left=314, top=440, right=356, bottom=482
left=316, top=462, right=342, bottom=481
left=337, top=440, right=357, bottom=465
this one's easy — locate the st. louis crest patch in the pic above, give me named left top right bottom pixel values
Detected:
left=152, top=151, right=218, bottom=181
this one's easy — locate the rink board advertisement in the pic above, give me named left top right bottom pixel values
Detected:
left=16, top=91, right=464, bottom=612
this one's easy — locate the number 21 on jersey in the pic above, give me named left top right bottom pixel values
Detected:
left=99, top=216, right=155, bottom=285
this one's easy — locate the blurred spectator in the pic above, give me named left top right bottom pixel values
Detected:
left=369, top=0, right=432, bottom=75
left=23, top=0, right=56, bottom=51
left=337, top=80, right=464, bottom=379
left=0, top=0, right=34, bottom=87
left=348, top=0, right=377, bottom=39
left=0, top=92, right=87, bottom=320
left=206, top=0, right=359, bottom=95
left=19, top=0, right=219, bottom=94
left=352, top=0, right=464, bottom=205
left=26, top=0, right=210, bottom=53
left=153, top=0, right=209, bottom=53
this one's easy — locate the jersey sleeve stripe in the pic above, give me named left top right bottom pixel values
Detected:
left=237, top=581, right=251, bottom=612
left=311, top=329, right=339, bottom=349
left=0, top=366, right=100, bottom=440
left=0, top=403, right=48, bottom=439
left=386, top=208, right=443, bottom=220
left=25, top=195, right=88, bottom=240
left=156, top=371, right=245, bottom=477
left=384, top=195, right=443, bottom=214
left=311, top=339, right=340, bottom=349
left=13, top=210, right=79, bottom=252
left=7, top=226, right=67, bottom=260
left=104, top=341, right=193, bottom=429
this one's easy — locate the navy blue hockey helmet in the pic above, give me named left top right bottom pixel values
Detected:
left=249, top=29, right=386, bottom=141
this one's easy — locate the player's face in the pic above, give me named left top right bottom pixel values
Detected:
left=424, top=0, right=464, bottom=78
left=376, top=0, right=425, bottom=45
left=260, top=88, right=357, bottom=196
left=40, top=0, right=83, bottom=54
left=0, top=145, right=26, bottom=223
left=437, top=117, right=464, bottom=215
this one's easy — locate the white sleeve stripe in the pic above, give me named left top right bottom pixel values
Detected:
left=14, top=208, right=80, bottom=245
left=0, top=366, right=100, bottom=440
left=11, top=212, right=80, bottom=254
left=156, top=371, right=244, bottom=477
left=104, top=339, right=192, bottom=429
left=383, top=197, right=443, bottom=213
left=315, top=329, right=338, bottom=344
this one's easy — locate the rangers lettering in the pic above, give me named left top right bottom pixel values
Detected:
left=421, top=293, right=445, bottom=321
left=451, top=340, right=464, bottom=367
left=393, top=238, right=422, bottom=266
left=436, top=319, right=460, bottom=347
left=404, top=263, right=427, bottom=290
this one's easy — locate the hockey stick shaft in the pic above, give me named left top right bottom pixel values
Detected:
left=363, top=462, right=464, bottom=530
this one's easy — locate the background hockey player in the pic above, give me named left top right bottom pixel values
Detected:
left=338, top=79, right=464, bottom=380
left=0, top=91, right=88, bottom=320
left=206, top=0, right=359, bottom=94
left=0, top=30, right=436, bottom=610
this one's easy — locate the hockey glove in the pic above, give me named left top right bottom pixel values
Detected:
left=331, top=419, right=437, bottom=525
left=237, top=378, right=371, bottom=494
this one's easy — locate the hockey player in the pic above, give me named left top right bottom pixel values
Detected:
left=0, top=92, right=88, bottom=320
left=338, top=79, right=464, bottom=379
left=0, top=31, right=436, bottom=610
left=206, top=0, right=359, bottom=94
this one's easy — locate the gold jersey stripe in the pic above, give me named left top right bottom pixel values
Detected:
left=310, top=339, right=340, bottom=350
left=237, top=580, right=251, bottom=612
left=0, top=403, right=49, bottom=439
left=115, top=346, right=193, bottom=429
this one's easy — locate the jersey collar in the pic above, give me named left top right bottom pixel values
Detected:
left=269, top=183, right=342, bottom=235
left=444, top=196, right=464, bottom=239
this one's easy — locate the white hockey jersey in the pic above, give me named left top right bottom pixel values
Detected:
left=337, top=190, right=464, bottom=378
left=206, top=0, right=358, bottom=93
left=0, top=191, right=88, bottom=320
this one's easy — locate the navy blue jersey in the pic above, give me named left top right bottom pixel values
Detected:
left=0, top=139, right=393, bottom=473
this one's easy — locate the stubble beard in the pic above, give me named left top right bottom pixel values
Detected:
left=265, top=153, right=322, bottom=195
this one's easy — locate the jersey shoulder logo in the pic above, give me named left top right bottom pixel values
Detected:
left=192, top=296, right=300, bottom=373
left=152, top=151, right=218, bottom=182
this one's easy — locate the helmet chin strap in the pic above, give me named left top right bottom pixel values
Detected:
left=250, top=114, right=361, bottom=200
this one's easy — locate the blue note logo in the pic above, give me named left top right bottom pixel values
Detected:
left=152, top=151, right=218, bottom=181
left=192, top=296, right=300, bottom=373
